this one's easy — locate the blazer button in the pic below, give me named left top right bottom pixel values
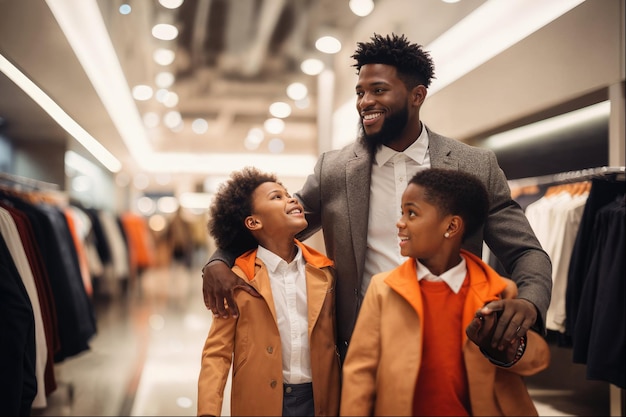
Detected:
left=267, top=346, right=273, bottom=354
left=270, top=380, right=277, bottom=388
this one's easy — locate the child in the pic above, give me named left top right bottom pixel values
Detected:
left=340, top=168, right=550, bottom=416
left=197, top=167, right=340, bottom=417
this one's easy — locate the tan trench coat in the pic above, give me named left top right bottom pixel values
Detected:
left=340, top=250, right=551, bottom=416
left=198, top=240, right=341, bottom=416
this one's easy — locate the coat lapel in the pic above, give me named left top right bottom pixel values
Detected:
left=234, top=251, right=279, bottom=323
left=345, top=142, right=372, bottom=279
left=427, top=127, right=458, bottom=171
left=304, top=264, right=331, bottom=336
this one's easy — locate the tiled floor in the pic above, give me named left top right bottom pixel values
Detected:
left=32, top=262, right=613, bottom=416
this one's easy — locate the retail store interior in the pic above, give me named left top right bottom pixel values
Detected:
left=0, top=0, right=624, bottom=415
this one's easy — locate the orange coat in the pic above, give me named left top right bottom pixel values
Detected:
left=198, top=240, right=341, bottom=416
left=340, top=250, right=550, bottom=416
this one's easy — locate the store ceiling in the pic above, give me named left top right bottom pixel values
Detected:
left=0, top=0, right=488, bottom=190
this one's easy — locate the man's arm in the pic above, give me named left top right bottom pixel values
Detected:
left=202, top=248, right=258, bottom=318
left=483, top=150, right=552, bottom=340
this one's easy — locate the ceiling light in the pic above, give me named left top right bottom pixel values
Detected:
left=119, top=4, right=132, bottom=14
left=137, top=196, right=156, bottom=215
left=268, top=138, right=285, bottom=153
left=45, top=0, right=152, bottom=169
left=0, top=53, right=122, bottom=173
left=349, top=0, right=374, bottom=17
left=157, top=196, right=179, bottom=213
left=264, top=118, right=285, bottom=135
left=155, top=88, right=169, bottom=103
left=163, top=91, right=179, bottom=108
left=244, top=127, right=265, bottom=150
left=151, top=23, right=178, bottom=41
left=426, top=0, right=585, bottom=94
left=269, top=101, right=292, bottom=118
left=179, top=192, right=212, bottom=210
left=483, top=101, right=610, bottom=150
left=159, top=0, right=184, bottom=9
left=155, top=71, right=175, bottom=88
left=163, top=111, right=182, bottom=128
left=301, top=58, right=324, bottom=75
left=132, top=84, right=153, bottom=101
left=153, top=48, right=175, bottom=66
left=315, top=36, right=342, bottom=54
left=286, top=82, right=308, bottom=101
left=191, top=118, right=209, bottom=134
left=148, top=214, right=167, bottom=232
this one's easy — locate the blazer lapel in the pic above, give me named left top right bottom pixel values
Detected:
left=427, top=127, right=458, bottom=170
left=345, top=142, right=371, bottom=279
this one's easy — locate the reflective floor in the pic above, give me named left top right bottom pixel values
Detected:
left=32, top=262, right=610, bottom=416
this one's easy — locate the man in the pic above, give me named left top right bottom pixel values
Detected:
left=203, top=33, right=552, bottom=362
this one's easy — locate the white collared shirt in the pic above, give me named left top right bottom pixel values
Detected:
left=362, top=125, right=431, bottom=297
left=256, top=245, right=312, bottom=384
left=416, top=257, right=468, bottom=294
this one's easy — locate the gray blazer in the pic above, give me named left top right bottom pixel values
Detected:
left=295, top=127, right=552, bottom=357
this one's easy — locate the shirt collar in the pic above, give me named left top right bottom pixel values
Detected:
left=416, top=256, right=467, bottom=294
left=374, top=123, right=429, bottom=166
left=256, top=244, right=303, bottom=273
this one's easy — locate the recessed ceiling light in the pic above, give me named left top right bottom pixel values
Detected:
left=269, top=101, right=292, bottom=118
left=286, top=82, right=307, bottom=101
left=349, top=0, right=374, bottom=16
left=159, top=0, right=184, bottom=9
left=153, top=48, right=175, bottom=66
left=315, top=36, right=341, bottom=54
left=301, top=58, right=324, bottom=75
left=151, top=23, right=178, bottom=41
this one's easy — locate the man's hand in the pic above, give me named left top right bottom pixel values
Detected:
left=466, top=311, right=519, bottom=364
left=475, top=298, right=537, bottom=351
left=202, top=261, right=260, bottom=318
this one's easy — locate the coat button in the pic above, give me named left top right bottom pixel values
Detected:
left=285, top=386, right=292, bottom=394
left=270, top=380, right=277, bottom=388
left=267, top=346, right=273, bottom=354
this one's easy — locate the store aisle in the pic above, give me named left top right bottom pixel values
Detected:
left=31, top=262, right=609, bottom=416
left=32, top=262, right=216, bottom=416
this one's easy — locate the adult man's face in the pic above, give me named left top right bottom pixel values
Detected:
left=355, top=63, right=411, bottom=152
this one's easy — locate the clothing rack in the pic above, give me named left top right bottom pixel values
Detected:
left=510, top=166, right=625, bottom=416
left=508, top=166, right=625, bottom=189
left=0, top=171, right=60, bottom=191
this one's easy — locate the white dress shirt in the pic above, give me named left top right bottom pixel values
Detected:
left=362, top=125, right=431, bottom=296
left=256, top=245, right=312, bottom=384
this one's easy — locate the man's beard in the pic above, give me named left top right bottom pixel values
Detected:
left=359, top=105, right=409, bottom=156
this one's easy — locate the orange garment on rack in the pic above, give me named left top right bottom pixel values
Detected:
left=120, top=213, right=155, bottom=274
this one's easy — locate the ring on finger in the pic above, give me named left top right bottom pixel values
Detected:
left=515, top=325, right=522, bottom=334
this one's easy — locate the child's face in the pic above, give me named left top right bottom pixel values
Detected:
left=397, top=183, right=450, bottom=259
left=248, top=181, right=307, bottom=236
